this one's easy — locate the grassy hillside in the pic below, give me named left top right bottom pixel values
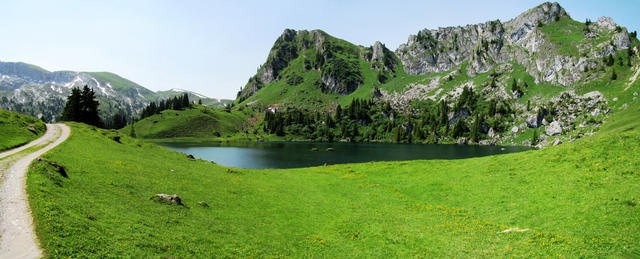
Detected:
left=121, top=105, right=255, bottom=139
left=0, top=109, right=46, bottom=151
left=26, top=101, right=640, bottom=257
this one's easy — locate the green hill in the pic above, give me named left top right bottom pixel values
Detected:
left=0, top=109, right=46, bottom=151
left=121, top=105, right=255, bottom=140
left=26, top=101, right=640, bottom=257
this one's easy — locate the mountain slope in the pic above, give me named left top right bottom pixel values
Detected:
left=0, top=62, right=226, bottom=122
left=235, top=2, right=640, bottom=147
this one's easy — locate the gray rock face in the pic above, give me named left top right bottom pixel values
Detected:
left=545, top=121, right=563, bottom=136
left=395, top=2, right=630, bottom=87
left=526, top=113, right=541, bottom=128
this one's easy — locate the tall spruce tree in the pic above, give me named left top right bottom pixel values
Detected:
left=61, top=86, right=82, bottom=122
left=80, top=85, right=103, bottom=127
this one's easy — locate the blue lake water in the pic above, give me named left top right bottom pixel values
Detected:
left=157, top=141, right=531, bottom=169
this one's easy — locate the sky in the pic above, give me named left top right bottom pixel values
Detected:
left=1, top=0, right=638, bottom=99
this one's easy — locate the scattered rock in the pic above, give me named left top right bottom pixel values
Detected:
left=591, top=108, right=601, bottom=117
left=613, top=97, right=619, bottom=102
left=634, top=92, right=638, bottom=96
left=36, top=158, right=68, bottom=178
left=152, top=194, right=184, bottom=206
left=456, top=138, right=466, bottom=145
left=545, top=121, right=563, bottom=136
left=27, top=125, right=38, bottom=135
left=522, top=140, right=531, bottom=146
left=499, top=227, right=530, bottom=233
left=510, top=126, right=519, bottom=133
left=478, top=140, right=493, bottom=145
left=197, top=201, right=209, bottom=208
left=488, top=128, right=496, bottom=138
left=526, top=114, right=540, bottom=128
left=186, top=154, right=195, bottom=160
left=553, top=139, right=562, bottom=146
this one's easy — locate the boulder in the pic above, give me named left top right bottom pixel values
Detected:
left=526, top=114, right=539, bottom=128
left=553, top=139, right=562, bottom=146
left=522, top=140, right=531, bottom=146
left=27, top=125, right=38, bottom=135
left=545, top=121, right=563, bottom=136
left=511, top=126, right=519, bottom=133
left=152, top=194, right=184, bottom=206
left=478, top=140, right=493, bottom=145
left=488, top=128, right=496, bottom=138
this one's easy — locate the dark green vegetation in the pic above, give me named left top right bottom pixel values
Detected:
left=262, top=87, right=513, bottom=143
left=0, top=109, right=46, bottom=151
left=155, top=89, right=233, bottom=108
left=27, top=101, right=640, bottom=257
left=61, top=85, right=103, bottom=127
left=139, top=93, right=192, bottom=120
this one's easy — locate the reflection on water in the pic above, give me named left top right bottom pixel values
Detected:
left=157, top=141, right=531, bottom=169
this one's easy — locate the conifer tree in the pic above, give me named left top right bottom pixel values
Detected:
left=61, top=86, right=82, bottom=122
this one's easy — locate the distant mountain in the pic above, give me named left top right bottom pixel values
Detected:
left=0, top=61, right=226, bottom=122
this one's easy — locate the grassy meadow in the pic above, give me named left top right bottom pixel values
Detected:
left=0, top=109, right=46, bottom=151
left=25, top=100, right=640, bottom=257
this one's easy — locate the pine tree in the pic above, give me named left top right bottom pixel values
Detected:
left=61, top=86, right=82, bottom=122
left=130, top=121, right=137, bottom=138
left=611, top=69, right=617, bottom=80
left=80, top=85, right=102, bottom=127
left=198, top=99, right=202, bottom=105
left=452, top=119, right=465, bottom=138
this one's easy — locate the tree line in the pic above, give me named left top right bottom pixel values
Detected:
left=263, top=87, right=517, bottom=143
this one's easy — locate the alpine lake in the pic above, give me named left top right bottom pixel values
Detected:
left=157, top=141, right=532, bottom=169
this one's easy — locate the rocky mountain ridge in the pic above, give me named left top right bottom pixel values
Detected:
left=235, top=2, right=640, bottom=147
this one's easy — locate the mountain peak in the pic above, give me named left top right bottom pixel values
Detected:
left=507, top=2, right=568, bottom=27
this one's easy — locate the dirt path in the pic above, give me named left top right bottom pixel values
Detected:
left=0, top=123, right=70, bottom=259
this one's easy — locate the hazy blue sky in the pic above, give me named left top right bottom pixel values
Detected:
left=1, top=0, right=638, bottom=99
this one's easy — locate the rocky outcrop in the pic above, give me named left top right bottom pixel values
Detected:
left=395, top=2, right=631, bottom=87
left=545, top=120, right=563, bottom=136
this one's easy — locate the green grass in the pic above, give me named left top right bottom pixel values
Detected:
left=26, top=101, right=640, bottom=257
left=0, top=109, right=46, bottom=151
left=121, top=105, right=253, bottom=139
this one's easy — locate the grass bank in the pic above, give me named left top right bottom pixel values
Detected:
left=26, top=104, right=640, bottom=257
left=0, top=109, right=46, bottom=151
